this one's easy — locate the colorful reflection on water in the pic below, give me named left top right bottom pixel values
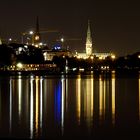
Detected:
left=0, top=71, right=140, bottom=139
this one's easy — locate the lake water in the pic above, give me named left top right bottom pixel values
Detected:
left=0, top=71, right=140, bottom=139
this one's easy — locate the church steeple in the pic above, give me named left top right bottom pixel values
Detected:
left=86, top=20, right=92, bottom=56
left=34, top=16, right=41, bottom=48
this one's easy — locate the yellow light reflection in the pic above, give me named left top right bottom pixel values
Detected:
left=91, top=74, right=94, bottom=123
left=84, top=75, right=94, bottom=130
left=139, top=72, right=140, bottom=120
left=35, top=76, right=39, bottom=138
left=76, top=75, right=81, bottom=124
left=111, top=72, right=116, bottom=125
left=103, top=77, right=106, bottom=121
left=99, top=75, right=104, bottom=124
left=30, top=75, right=34, bottom=139
left=40, top=77, right=43, bottom=132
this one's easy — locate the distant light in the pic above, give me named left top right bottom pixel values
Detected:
left=29, top=31, right=34, bottom=35
left=9, top=38, right=12, bottom=41
left=24, top=45, right=28, bottom=48
left=138, top=55, right=140, bottom=59
left=90, top=56, right=94, bottom=59
left=53, top=44, right=61, bottom=50
left=111, top=55, right=116, bottom=59
left=18, top=47, right=22, bottom=52
left=99, top=56, right=103, bottom=60
left=17, top=63, right=23, bottom=68
left=77, top=56, right=81, bottom=59
left=39, top=42, right=43, bottom=46
left=35, top=44, right=39, bottom=48
left=73, top=68, right=77, bottom=71
left=35, top=35, right=39, bottom=40
left=61, top=38, right=64, bottom=42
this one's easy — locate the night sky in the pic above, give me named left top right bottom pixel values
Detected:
left=0, top=0, right=140, bottom=56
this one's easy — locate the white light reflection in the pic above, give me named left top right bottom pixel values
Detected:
left=9, top=78, right=12, bottom=133
left=76, top=75, right=81, bottom=125
left=18, top=75, right=22, bottom=121
left=61, top=75, right=65, bottom=135
left=111, top=72, right=116, bottom=125
left=30, top=75, right=34, bottom=139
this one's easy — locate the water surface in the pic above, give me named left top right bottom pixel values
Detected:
left=0, top=71, right=140, bottom=139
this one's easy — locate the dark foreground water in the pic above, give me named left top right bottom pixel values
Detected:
left=0, top=71, right=140, bottom=139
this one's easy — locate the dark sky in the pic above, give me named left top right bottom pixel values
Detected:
left=0, top=0, right=140, bottom=56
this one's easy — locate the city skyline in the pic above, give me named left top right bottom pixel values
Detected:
left=0, top=0, right=140, bottom=56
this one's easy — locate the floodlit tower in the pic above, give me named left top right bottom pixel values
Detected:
left=34, top=16, right=41, bottom=48
left=86, top=20, right=92, bottom=56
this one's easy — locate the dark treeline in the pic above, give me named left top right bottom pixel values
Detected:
left=0, top=43, right=140, bottom=71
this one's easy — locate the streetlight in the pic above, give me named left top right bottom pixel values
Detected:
left=21, top=30, right=34, bottom=45
left=8, top=38, right=12, bottom=44
left=111, top=54, right=116, bottom=60
left=29, top=31, right=34, bottom=45
left=60, top=37, right=64, bottom=49
left=29, top=31, right=34, bottom=35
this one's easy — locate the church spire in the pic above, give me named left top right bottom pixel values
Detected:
left=36, top=16, right=39, bottom=33
left=86, top=20, right=92, bottom=56
left=34, top=16, right=41, bottom=48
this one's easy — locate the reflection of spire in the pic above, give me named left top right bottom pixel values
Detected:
left=76, top=75, right=81, bottom=125
left=18, top=75, right=22, bottom=122
left=86, top=20, right=92, bottom=56
left=30, top=75, right=34, bottom=139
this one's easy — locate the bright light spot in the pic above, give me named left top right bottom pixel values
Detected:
left=90, top=56, right=94, bottom=59
left=111, top=55, right=116, bottom=59
left=61, top=38, right=64, bottom=42
left=35, top=36, right=39, bottom=40
left=9, top=38, right=12, bottom=41
left=17, top=63, right=23, bottom=68
left=79, top=68, right=84, bottom=71
left=138, top=55, right=140, bottom=59
left=35, top=44, right=39, bottom=48
left=24, top=45, right=28, bottom=48
left=73, top=68, right=77, bottom=71
left=99, top=56, right=103, bottom=60
left=29, top=31, right=34, bottom=35
left=18, top=47, right=22, bottom=52
left=39, top=42, right=43, bottom=46
left=77, top=56, right=81, bottom=59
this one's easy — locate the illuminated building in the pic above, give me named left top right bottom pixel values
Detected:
left=75, top=20, right=115, bottom=59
